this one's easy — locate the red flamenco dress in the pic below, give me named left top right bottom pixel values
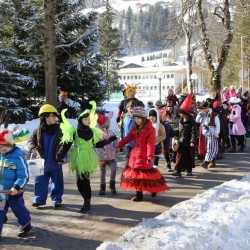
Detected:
left=118, top=120, right=168, bottom=193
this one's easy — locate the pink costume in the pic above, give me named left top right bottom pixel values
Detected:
left=221, top=90, right=230, bottom=102
left=229, top=104, right=246, bottom=135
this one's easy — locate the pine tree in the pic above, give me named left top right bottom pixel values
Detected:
left=55, top=0, right=106, bottom=104
left=97, top=0, right=123, bottom=100
left=0, top=47, right=36, bottom=124
left=0, top=0, right=42, bottom=124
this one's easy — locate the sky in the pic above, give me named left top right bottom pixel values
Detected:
left=7, top=99, right=250, bottom=250
left=97, top=173, right=250, bottom=250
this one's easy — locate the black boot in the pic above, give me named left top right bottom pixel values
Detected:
left=131, top=191, right=143, bottom=202
left=109, top=180, right=116, bottom=195
left=99, top=184, right=106, bottom=195
left=80, top=199, right=91, bottom=213
left=18, top=223, right=32, bottom=237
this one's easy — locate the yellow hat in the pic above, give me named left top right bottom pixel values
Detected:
left=125, top=85, right=137, bottom=98
left=38, top=104, right=59, bottom=117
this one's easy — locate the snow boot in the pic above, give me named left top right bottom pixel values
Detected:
left=18, top=223, right=32, bottom=237
left=131, top=191, right=143, bottom=202
left=99, top=184, right=106, bottom=195
left=80, top=199, right=91, bottom=213
left=109, top=181, right=116, bottom=195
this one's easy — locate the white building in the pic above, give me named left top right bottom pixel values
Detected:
left=118, top=63, right=204, bottom=100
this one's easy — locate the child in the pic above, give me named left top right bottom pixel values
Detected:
left=96, top=112, right=119, bottom=195
left=28, top=104, right=69, bottom=208
left=147, top=108, right=166, bottom=168
left=0, top=130, right=32, bottom=238
left=162, top=120, right=174, bottom=171
left=60, top=100, right=117, bottom=213
left=118, top=106, right=168, bottom=202
left=171, top=94, right=198, bottom=177
left=121, top=100, right=137, bottom=161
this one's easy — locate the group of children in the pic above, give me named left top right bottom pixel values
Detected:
left=0, top=97, right=170, bottom=240
left=2, top=87, right=247, bottom=240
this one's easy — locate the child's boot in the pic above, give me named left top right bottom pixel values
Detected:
left=109, top=180, right=116, bottom=195
left=99, top=184, right=106, bottom=195
left=131, top=191, right=143, bottom=202
left=80, top=199, right=91, bottom=213
left=18, top=223, right=32, bottom=237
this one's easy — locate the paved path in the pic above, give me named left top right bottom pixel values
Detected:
left=1, top=140, right=250, bottom=250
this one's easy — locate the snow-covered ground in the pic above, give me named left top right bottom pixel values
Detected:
left=98, top=174, right=250, bottom=250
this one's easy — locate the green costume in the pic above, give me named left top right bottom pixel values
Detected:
left=60, top=101, right=103, bottom=176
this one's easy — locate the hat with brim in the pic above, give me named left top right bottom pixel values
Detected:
left=97, top=112, right=113, bottom=128
left=229, top=97, right=241, bottom=104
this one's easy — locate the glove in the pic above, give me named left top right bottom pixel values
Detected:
left=55, top=154, right=64, bottom=164
left=116, top=117, right=120, bottom=123
left=109, top=135, right=118, bottom=142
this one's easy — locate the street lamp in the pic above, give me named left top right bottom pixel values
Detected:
left=191, top=73, right=198, bottom=93
left=156, top=72, right=164, bottom=101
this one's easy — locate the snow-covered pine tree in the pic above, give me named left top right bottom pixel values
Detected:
left=0, top=47, right=37, bottom=125
left=55, top=0, right=107, bottom=104
left=0, top=0, right=44, bottom=124
left=97, top=0, right=124, bottom=100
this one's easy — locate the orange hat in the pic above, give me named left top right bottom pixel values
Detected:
left=97, top=112, right=113, bottom=128
left=0, top=130, right=14, bottom=146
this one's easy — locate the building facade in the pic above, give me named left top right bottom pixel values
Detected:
left=118, top=64, right=203, bottom=100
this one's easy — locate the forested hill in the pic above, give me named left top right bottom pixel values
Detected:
left=87, top=0, right=180, bottom=56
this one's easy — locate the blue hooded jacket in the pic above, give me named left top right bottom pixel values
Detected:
left=0, top=145, right=29, bottom=200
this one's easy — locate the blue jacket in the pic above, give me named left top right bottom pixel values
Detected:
left=122, top=115, right=134, bottom=148
left=0, top=146, right=29, bottom=200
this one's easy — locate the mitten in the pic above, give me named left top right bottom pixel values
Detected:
left=55, top=154, right=64, bottom=164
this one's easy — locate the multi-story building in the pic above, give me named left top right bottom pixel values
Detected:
left=117, top=63, right=204, bottom=100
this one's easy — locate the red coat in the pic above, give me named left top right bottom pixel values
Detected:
left=118, top=120, right=155, bottom=170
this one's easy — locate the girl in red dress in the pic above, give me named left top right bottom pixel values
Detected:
left=118, top=106, right=168, bottom=202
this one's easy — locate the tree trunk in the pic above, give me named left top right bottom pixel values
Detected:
left=197, top=0, right=233, bottom=97
left=44, top=0, right=57, bottom=106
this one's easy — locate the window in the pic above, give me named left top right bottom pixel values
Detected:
left=154, top=86, right=157, bottom=90
left=135, top=76, right=137, bottom=79
left=123, top=76, right=126, bottom=80
left=150, top=86, right=153, bottom=90
left=127, top=76, right=130, bottom=80
left=138, top=76, right=141, bottom=79
left=171, top=74, right=174, bottom=78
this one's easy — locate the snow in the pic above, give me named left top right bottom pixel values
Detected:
left=98, top=174, right=250, bottom=250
